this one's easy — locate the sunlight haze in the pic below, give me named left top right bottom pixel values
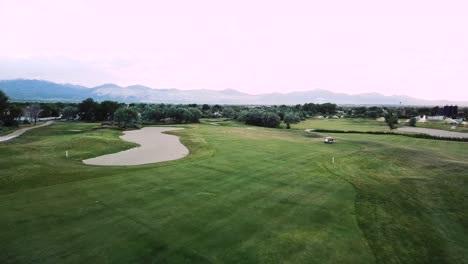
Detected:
left=0, top=0, right=467, bottom=100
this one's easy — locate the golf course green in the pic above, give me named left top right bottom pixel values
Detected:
left=1, top=120, right=467, bottom=263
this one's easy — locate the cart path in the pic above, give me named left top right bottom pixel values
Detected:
left=0, top=121, right=54, bottom=142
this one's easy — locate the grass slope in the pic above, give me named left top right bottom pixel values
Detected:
left=1, top=121, right=467, bottom=263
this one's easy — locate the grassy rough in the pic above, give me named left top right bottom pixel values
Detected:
left=293, top=118, right=391, bottom=132
left=0, top=121, right=467, bottom=263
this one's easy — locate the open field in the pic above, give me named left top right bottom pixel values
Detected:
left=1, top=120, right=467, bottom=263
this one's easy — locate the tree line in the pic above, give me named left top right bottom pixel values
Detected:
left=2, top=90, right=467, bottom=131
left=71, top=100, right=340, bottom=129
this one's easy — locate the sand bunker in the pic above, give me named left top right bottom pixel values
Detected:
left=83, top=127, right=189, bottom=166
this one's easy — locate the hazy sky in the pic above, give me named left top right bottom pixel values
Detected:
left=1, top=0, right=467, bottom=100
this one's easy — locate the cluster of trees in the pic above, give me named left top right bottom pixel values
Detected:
left=64, top=99, right=205, bottom=128
left=345, top=105, right=468, bottom=119
left=237, top=109, right=281, bottom=128
left=76, top=99, right=123, bottom=121
left=1, top=91, right=66, bottom=127
left=348, top=106, right=385, bottom=118
left=1, top=91, right=20, bottom=127
left=66, top=99, right=204, bottom=128
left=302, top=103, right=338, bottom=116
left=141, top=104, right=202, bottom=124
left=229, top=104, right=321, bottom=128
left=3, top=89, right=468, bottom=131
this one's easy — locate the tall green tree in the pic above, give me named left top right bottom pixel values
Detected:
left=78, top=98, right=99, bottom=121
left=283, top=112, right=301, bottom=129
left=261, top=112, right=281, bottom=128
left=62, top=106, right=79, bottom=121
left=97, top=101, right=121, bottom=121
left=0, top=90, right=10, bottom=125
left=202, top=104, right=211, bottom=112
left=187, top=107, right=202, bottom=123
left=142, top=105, right=165, bottom=122
left=1, top=103, right=22, bottom=127
left=222, top=107, right=237, bottom=119
left=384, top=112, right=399, bottom=130
left=114, top=107, right=139, bottom=128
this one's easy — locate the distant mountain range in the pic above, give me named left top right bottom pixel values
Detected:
left=0, top=79, right=467, bottom=106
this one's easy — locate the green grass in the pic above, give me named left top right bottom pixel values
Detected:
left=1, top=121, right=467, bottom=263
left=292, top=118, right=391, bottom=132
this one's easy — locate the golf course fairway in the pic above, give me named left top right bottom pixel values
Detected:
left=1, top=120, right=467, bottom=263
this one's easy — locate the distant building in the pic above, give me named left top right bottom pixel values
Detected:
left=427, top=115, right=444, bottom=121
left=427, top=105, right=459, bottom=119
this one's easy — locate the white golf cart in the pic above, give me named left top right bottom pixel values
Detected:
left=324, top=137, right=334, bottom=144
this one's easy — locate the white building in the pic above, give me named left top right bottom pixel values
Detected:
left=426, top=116, right=444, bottom=121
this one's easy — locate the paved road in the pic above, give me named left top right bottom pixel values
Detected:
left=397, top=126, right=468, bottom=139
left=0, top=121, right=54, bottom=142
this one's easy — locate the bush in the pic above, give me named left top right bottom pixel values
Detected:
left=101, top=121, right=114, bottom=126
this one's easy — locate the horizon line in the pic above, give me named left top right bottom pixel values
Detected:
left=3, top=78, right=464, bottom=103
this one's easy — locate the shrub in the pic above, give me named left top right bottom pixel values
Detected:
left=101, top=121, right=114, bottom=126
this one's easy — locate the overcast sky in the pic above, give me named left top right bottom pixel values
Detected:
left=0, top=0, right=467, bottom=100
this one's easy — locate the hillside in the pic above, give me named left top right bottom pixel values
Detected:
left=1, top=79, right=466, bottom=106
